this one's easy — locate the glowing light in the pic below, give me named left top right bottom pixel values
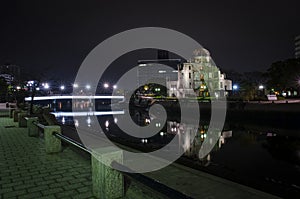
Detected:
left=113, top=85, right=117, bottom=89
left=259, top=85, right=264, bottom=90
left=145, top=118, right=151, bottom=124
left=73, top=83, right=79, bottom=88
left=60, top=85, right=65, bottom=90
left=74, top=119, right=79, bottom=127
left=215, top=93, right=219, bottom=99
left=87, top=117, right=91, bottom=127
left=86, top=85, right=91, bottom=90
left=233, top=84, right=238, bottom=90
left=36, top=87, right=40, bottom=91
left=16, top=86, right=21, bottom=90
left=160, top=132, right=164, bottom=136
left=141, top=139, right=148, bottom=143
left=44, top=83, right=50, bottom=89
left=105, top=120, right=109, bottom=128
left=103, top=83, right=109, bottom=88
left=171, top=127, right=177, bottom=132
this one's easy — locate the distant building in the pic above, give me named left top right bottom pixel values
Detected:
left=0, top=74, right=14, bottom=85
left=137, top=59, right=181, bottom=87
left=0, top=64, right=21, bottom=84
left=137, top=50, right=182, bottom=91
left=295, top=35, right=300, bottom=59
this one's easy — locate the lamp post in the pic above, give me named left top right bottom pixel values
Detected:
left=73, top=83, right=79, bottom=88
left=258, top=85, right=265, bottom=97
left=43, top=83, right=50, bottom=95
left=60, top=85, right=65, bottom=95
left=103, top=83, right=109, bottom=89
left=232, top=84, right=238, bottom=96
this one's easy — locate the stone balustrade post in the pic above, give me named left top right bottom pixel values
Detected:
left=26, top=117, right=39, bottom=137
left=44, top=125, right=61, bottom=153
left=13, top=110, right=21, bottom=122
left=91, top=147, right=124, bottom=199
left=18, top=111, right=28, bottom=127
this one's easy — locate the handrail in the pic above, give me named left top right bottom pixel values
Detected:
left=53, top=132, right=91, bottom=154
left=32, top=121, right=46, bottom=129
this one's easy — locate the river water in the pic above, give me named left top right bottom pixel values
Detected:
left=37, top=99, right=300, bottom=198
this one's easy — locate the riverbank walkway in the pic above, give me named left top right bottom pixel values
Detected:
left=0, top=112, right=281, bottom=198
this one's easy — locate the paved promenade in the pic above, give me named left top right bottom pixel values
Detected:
left=0, top=117, right=98, bottom=199
left=0, top=114, right=281, bottom=199
left=0, top=117, right=162, bottom=199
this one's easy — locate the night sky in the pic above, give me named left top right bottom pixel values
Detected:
left=1, top=0, right=300, bottom=82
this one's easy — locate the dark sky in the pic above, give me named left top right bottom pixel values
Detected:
left=1, top=0, right=300, bottom=82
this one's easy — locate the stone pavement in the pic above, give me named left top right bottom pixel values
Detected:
left=0, top=117, right=164, bottom=199
left=0, top=117, right=96, bottom=199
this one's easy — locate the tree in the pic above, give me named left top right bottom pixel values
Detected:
left=265, top=58, right=300, bottom=91
left=0, top=77, right=8, bottom=102
left=225, top=70, right=266, bottom=100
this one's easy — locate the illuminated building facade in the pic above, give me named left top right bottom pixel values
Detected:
left=168, top=49, right=232, bottom=98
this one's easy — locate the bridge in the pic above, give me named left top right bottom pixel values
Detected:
left=24, top=95, right=124, bottom=101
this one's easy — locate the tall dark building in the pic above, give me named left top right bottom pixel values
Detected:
left=295, top=35, right=300, bottom=59
left=0, top=64, right=21, bottom=84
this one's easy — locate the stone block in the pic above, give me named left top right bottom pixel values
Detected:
left=13, top=110, right=21, bottom=122
left=91, top=147, right=124, bottom=199
left=18, top=112, right=27, bottom=127
left=26, top=117, right=39, bottom=137
left=44, top=125, right=61, bottom=153
left=9, top=108, right=15, bottom=118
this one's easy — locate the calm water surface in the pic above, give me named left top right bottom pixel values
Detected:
left=39, top=100, right=300, bottom=197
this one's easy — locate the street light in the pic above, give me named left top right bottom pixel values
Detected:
left=258, top=85, right=264, bottom=90
left=233, top=84, right=238, bottom=90
left=113, top=85, right=117, bottom=89
left=86, top=84, right=91, bottom=90
left=73, top=83, right=79, bottom=88
left=44, top=83, right=50, bottom=89
left=104, top=83, right=109, bottom=88
left=60, top=85, right=65, bottom=90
